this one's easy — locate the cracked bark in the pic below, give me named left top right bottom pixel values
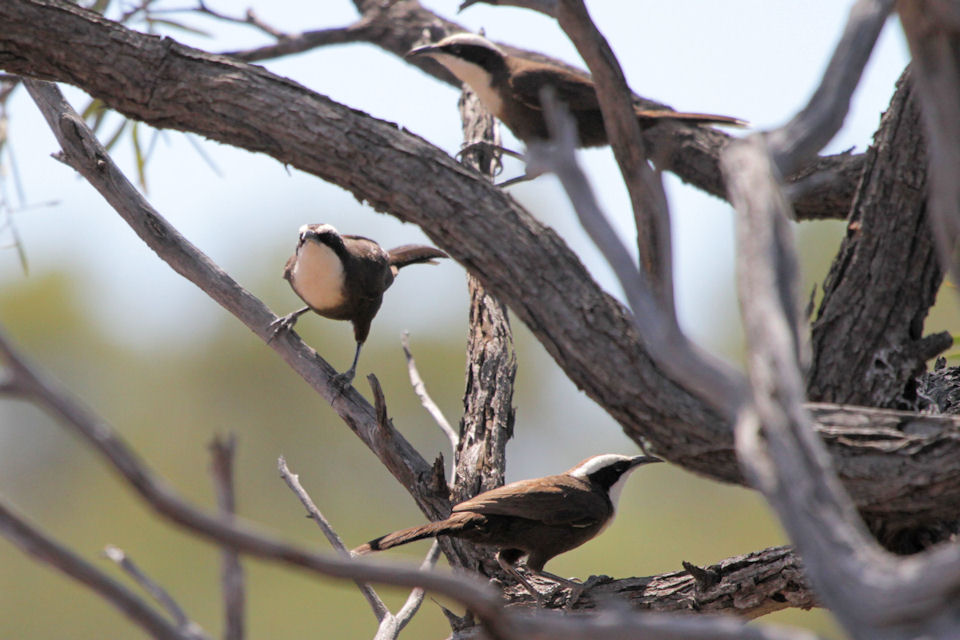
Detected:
left=808, top=69, right=950, bottom=409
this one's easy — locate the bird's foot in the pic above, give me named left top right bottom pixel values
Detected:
left=457, top=140, right=522, bottom=162
left=267, top=315, right=298, bottom=343
left=267, top=307, right=309, bottom=343
left=495, top=165, right=547, bottom=188
left=330, top=369, right=356, bottom=398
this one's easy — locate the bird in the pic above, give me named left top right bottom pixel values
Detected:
left=353, top=453, right=662, bottom=603
left=269, top=223, right=448, bottom=384
left=406, top=33, right=745, bottom=149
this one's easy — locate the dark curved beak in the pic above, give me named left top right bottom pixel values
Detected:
left=405, top=44, right=438, bottom=60
left=631, top=455, right=663, bottom=467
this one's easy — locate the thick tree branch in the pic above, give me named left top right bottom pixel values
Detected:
left=727, top=132, right=960, bottom=640
left=3, top=0, right=960, bottom=532
left=808, top=69, right=949, bottom=409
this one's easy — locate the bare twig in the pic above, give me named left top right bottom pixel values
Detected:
left=194, top=1, right=285, bottom=39
left=401, top=331, right=457, bottom=453
left=208, top=435, right=245, bottom=640
left=0, top=498, right=190, bottom=640
left=103, top=545, right=210, bottom=640
left=226, top=19, right=376, bottom=62
left=373, top=541, right=443, bottom=640
left=277, top=456, right=389, bottom=622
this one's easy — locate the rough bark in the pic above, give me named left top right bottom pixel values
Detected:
left=809, top=69, right=950, bottom=408
left=488, top=546, right=815, bottom=617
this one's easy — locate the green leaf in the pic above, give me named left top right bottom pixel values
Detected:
left=103, top=120, right=127, bottom=152
left=131, top=121, right=147, bottom=190
left=88, top=0, right=111, bottom=15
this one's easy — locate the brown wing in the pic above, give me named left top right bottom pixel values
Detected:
left=452, top=474, right=608, bottom=527
left=509, top=66, right=602, bottom=112
left=341, top=235, right=393, bottom=299
left=511, top=64, right=747, bottom=128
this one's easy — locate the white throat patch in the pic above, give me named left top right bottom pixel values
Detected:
left=291, top=240, right=346, bottom=312
left=429, top=52, right=504, bottom=117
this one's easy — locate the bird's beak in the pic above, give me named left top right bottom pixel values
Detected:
left=405, top=44, right=438, bottom=59
left=631, top=455, right=663, bottom=467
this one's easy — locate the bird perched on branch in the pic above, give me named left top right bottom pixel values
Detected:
left=353, top=454, right=662, bottom=603
left=407, top=33, right=746, bottom=149
left=269, top=223, right=447, bottom=384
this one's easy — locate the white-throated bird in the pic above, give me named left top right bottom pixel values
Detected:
left=269, top=223, right=447, bottom=384
left=407, top=33, right=745, bottom=149
left=353, top=454, right=662, bottom=602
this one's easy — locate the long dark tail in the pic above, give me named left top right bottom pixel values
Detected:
left=353, top=513, right=472, bottom=555
left=388, top=245, right=448, bottom=270
left=636, top=109, right=748, bottom=128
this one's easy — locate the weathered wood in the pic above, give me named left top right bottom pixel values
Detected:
left=809, top=70, right=950, bottom=408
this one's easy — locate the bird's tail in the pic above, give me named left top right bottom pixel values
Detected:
left=353, top=513, right=473, bottom=555
left=387, top=245, right=449, bottom=270
left=636, top=109, right=748, bottom=128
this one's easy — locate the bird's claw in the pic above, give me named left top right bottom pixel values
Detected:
left=266, top=314, right=298, bottom=343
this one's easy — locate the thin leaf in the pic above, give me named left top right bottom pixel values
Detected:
left=184, top=133, right=222, bottom=178
left=11, top=216, right=28, bottom=275
left=89, top=0, right=111, bottom=15
left=80, top=97, right=102, bottom=120
left=103, top=120, right=127, bottom=153
left=131, top=121, right=147, bottom=190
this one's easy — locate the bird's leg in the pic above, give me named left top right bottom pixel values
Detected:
left=267, top=306, right=310, bottom=342
left=495, top=168, right=545, bottom=188
left=496, top=552, right=544, bottom=605
left=457, top=140, right=523, bottom=163
left=330, top=342, right=362, bottom=394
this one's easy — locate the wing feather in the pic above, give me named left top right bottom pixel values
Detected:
left=453, top=475, right=608, bottom=526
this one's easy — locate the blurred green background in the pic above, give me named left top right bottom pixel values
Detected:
left=1, top=1, right=947, bottom=639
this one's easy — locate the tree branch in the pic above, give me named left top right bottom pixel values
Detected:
left=103, top=545, right=210, bottom=640
left=0, top=498, right=193, bottom=640
left=553, top=0, right=676, bottom=316
left=766, top=0, right=895, bottom=175
left=277, top=456, right=389, bottom=622
left=22, top=77, right=453, bottom=525
left=899, top=2, right=960, bottom=295
left=808, top=69, right=949, bottom=410
left=726, top=131, right=960, bottom=640
left=3, top=0, right=959, bottom=532
left=209, top=435, right=245, bottom=640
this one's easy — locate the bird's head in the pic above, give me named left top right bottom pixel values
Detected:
left=406, top=33, right=507, bottom=88
left=568, top=454, right=662, bottom=509
left=297, top=223, right=342, bottom=251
